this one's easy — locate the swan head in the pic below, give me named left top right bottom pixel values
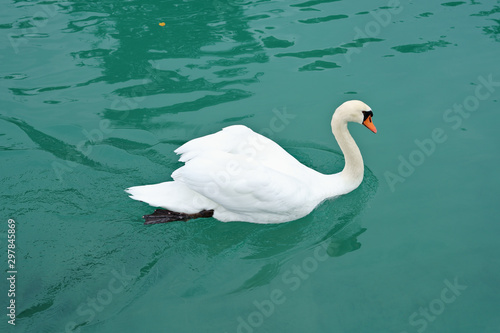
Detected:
left=332, top=100, right=377, bottom=133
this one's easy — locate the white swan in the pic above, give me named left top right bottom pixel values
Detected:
left=126, top=100, right=376, bottom=224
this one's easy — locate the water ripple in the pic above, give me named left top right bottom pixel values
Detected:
left=261, top=36, right=294, bottom=48
left=441, top=1, right=466, bottom=7
left=417, top=12, right=434, bottom=18
left=471, top=6, right=500, bottom=17
left=291, top=0, right=341, bottom=8
left=299, top=60, right=340, bottom=71
left=392, top=39, right=452, bottom=53
left=472, top=5, right=500, bottom=42
left=341, top=37, right=384, bottom=48
left=275, top=46, right=347, bottom=58
left=298, top=14, right=348, bottom=24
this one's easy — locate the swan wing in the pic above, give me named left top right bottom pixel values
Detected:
left=175, top=125, right=306, bottom=178
left=175, top=125, right=259, bottom=162
left=171, top=151, right=314, bottom=222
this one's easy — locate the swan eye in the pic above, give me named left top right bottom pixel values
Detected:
left=362, top=111, right=373, bottom=121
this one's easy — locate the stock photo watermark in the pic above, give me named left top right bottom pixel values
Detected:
left=6, top=219, right=17, bottom=326
left=230, top=242, right=329, bottom=333
left=343, top=0, right=403, bottom=63
left=400, top=277, right=467, bottom=333
left=60, top=266, right=137, bottom=333
left=385, top=73, right=499, bottom=192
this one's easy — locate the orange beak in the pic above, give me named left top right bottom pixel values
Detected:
left=363, top=115, right=377, bottom=133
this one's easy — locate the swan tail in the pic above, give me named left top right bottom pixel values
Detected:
left=143, top=209, right=214, bottom=225
left=125, top=181, right=216, bottom=214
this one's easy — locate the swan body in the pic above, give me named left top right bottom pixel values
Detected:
left=126, top=100, right=376, bottom=224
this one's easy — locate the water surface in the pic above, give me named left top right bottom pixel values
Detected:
left=1, top=0, right=499, bottom=332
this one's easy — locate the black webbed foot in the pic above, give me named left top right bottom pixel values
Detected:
left=143, top=209, right=214, bottom=225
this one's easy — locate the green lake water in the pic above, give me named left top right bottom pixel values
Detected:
left=1, top=0, right=500, bottom=332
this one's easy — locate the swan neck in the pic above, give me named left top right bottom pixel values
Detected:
left=331, top=120, right=364, bottom=192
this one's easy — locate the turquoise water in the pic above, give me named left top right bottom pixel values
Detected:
left=1, top=0, right=500, bottom=332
